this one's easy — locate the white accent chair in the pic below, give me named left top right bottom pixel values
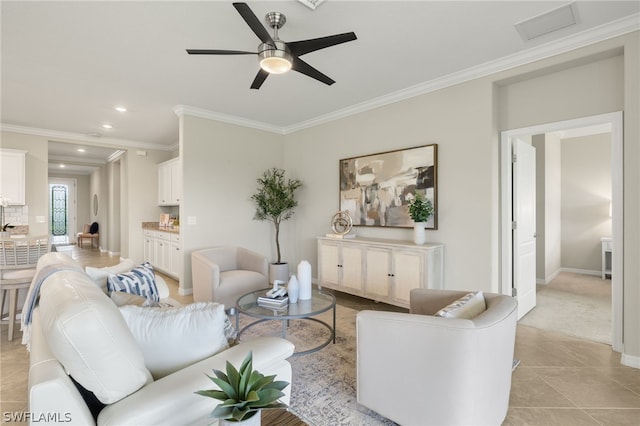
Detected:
left=356, top=288, right=518, bottom=426
left=191, top=246, right=268, bottom=311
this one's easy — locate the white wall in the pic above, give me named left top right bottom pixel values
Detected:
left=283, top=79, right=497, bottom=293
left=545, top=133, right=562, bottom=281
left=561, top=133, right=612, bottom=272
left=179, top=114, right=285, bottom=293
left=123, top=149, right=173, bottom=262
left=533, top=133, right=562, bottom=283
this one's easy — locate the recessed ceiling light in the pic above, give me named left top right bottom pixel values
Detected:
left=102, top=124, right=113, bottom=129
left=114, top=106, right=127, bottom=112
left=77, top=148, right=86, bottom=153
left=59, top=164, right=66, bottom=168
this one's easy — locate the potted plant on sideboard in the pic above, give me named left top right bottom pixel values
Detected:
left=408, top=192, right=433, bottom=245
left=251, top=168, right=302, bottom=283
left=196, top=351, right=289, bottom=425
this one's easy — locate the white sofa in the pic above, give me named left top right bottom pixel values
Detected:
left=356, top=289, right=518, bottom=426
left=27, top=253, right=294, bottom=425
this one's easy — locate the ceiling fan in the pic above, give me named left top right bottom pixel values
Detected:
left=186, top=2, right=357, bottom=89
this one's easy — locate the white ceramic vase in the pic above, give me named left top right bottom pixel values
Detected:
left=413, top=222, right=426, bottom=245
left=287, top=274, right=299, bottom=303
left=297, top=260, right=312, bottom=300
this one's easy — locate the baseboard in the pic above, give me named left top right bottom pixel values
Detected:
left=621, top=353, right=640, bottom=369
left=560, top=267, right=601, bottom=277
left=536, top=269, right=562, bottom=285
left=107, top=250, right=121, bottom=257
left=178, top=287, right=193, bottom=296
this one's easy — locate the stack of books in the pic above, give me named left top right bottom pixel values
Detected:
left=257, top=295, right=289, bottom=309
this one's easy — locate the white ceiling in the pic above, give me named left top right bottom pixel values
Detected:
left=1, top=1, right=639, bottom=174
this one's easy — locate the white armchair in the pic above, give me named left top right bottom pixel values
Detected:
left=191, top=246, right=268, bottom=310
left=356, top=289, right=518, bottom=426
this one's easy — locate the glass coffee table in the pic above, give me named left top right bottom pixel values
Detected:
left=235, top=287, right=336, bottom=356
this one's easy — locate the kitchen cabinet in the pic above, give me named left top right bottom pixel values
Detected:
left=143, top=229, right=181, bottom=280
left=0, top=149, right=26, bottom=205
left=317, top=237, right=444, bottom=308
left=158, top=158, right=181, bottom=206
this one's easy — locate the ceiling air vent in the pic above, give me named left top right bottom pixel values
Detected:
left=514, top=2, right=578, bottom=41
left=298, top=0, right=326, bottom=11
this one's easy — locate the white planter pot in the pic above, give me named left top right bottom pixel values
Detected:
left=269, top=263, right=289, bottom=284
left=220, top=411, right=261, bottom=426
left=413, top=222, right=426, bottom=245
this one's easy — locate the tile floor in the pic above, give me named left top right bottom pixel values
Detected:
left=1, top=246, right=639, bottom=425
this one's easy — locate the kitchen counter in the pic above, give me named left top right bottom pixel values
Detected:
left=141, top=222, right=180, bottom=234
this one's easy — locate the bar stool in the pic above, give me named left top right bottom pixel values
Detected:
left=0, top=235, right=49, bottom=341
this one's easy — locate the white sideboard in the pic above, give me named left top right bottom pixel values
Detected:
left=143, top=229, right=181, bottom=280
left=317, top=236, right=444, bottom=308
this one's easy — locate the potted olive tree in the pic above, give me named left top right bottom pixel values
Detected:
left=196, top=351, right=289, bottom=425
left=408, top=192, right=433, bottom=245
left=251, top=168, right=302, bottom=283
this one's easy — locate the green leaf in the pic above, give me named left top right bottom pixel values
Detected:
left=225, top=361, right=240, bottom=400
left=210, top=377, right=237, bottom=400
left=211, top=404, right=235, bottom=419
left=194, top=389, right=228, bottom=401
left=263, top=380, right=289, bottom=392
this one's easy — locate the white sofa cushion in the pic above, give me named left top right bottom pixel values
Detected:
left=119, top=302, right=230, bottom=379
left=434, top=291, right=486, bottom=319
left=85, top=259, right=135, bottom=293
left=39, top=269, right=152, bottom=404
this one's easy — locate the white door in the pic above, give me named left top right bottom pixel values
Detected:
left=513, top=139, right=537, bottom=319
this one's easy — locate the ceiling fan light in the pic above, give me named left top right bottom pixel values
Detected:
left=258, top=45, right=292, bottom=74
left=260, top=56, right=292, bottom=74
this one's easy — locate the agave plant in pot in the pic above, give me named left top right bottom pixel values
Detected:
left=196, top=351, right=289, bottom=425
left=408, top=192, right=433, bottom=245
left=251, top=168, right=302, bottom=284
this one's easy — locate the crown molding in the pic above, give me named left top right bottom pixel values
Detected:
left=173, top=105, right=285, bottom=135
left=281, top=13, right=639, bottom=134
left=4, top=15, right=637, bottom=140
left=0, top=124, right=176, bottom=152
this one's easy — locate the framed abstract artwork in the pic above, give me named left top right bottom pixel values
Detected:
left=339, top=144, right=437, bottom=229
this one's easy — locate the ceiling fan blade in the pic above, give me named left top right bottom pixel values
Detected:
left=250, top=69, right=269, bottom=90
left=233, top=2, right=275, bottom=46
left=291, top=58, right=335, bottom=86
left=287, top=32, right=357, bottom=56
left=186, top=49, right=256, bottom=55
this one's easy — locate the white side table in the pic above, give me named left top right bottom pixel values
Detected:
left=601, top=237, right=612, bottom=279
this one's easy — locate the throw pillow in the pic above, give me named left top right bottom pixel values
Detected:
left=118, top=302, right=230, bottom=379
left=89, top=222, right=99, bottom=234
left=107, top=262, right=160, bottom=302
left=434, top=291, right=486, bottom=319
left=85, top=259, right=136, bottom=294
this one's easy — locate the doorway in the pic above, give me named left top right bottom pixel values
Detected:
left=500, top=111, right=623, bottom=352
left=48, top=177, right=77, bottom=245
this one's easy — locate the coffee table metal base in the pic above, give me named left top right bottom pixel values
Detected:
left=238, top=314, right=335, bottom=356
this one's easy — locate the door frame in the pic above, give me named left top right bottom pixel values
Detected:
left=500, top=111, right=623, bottom=352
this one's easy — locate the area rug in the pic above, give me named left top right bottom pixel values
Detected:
left=238, top=305, right=397, bottom=426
